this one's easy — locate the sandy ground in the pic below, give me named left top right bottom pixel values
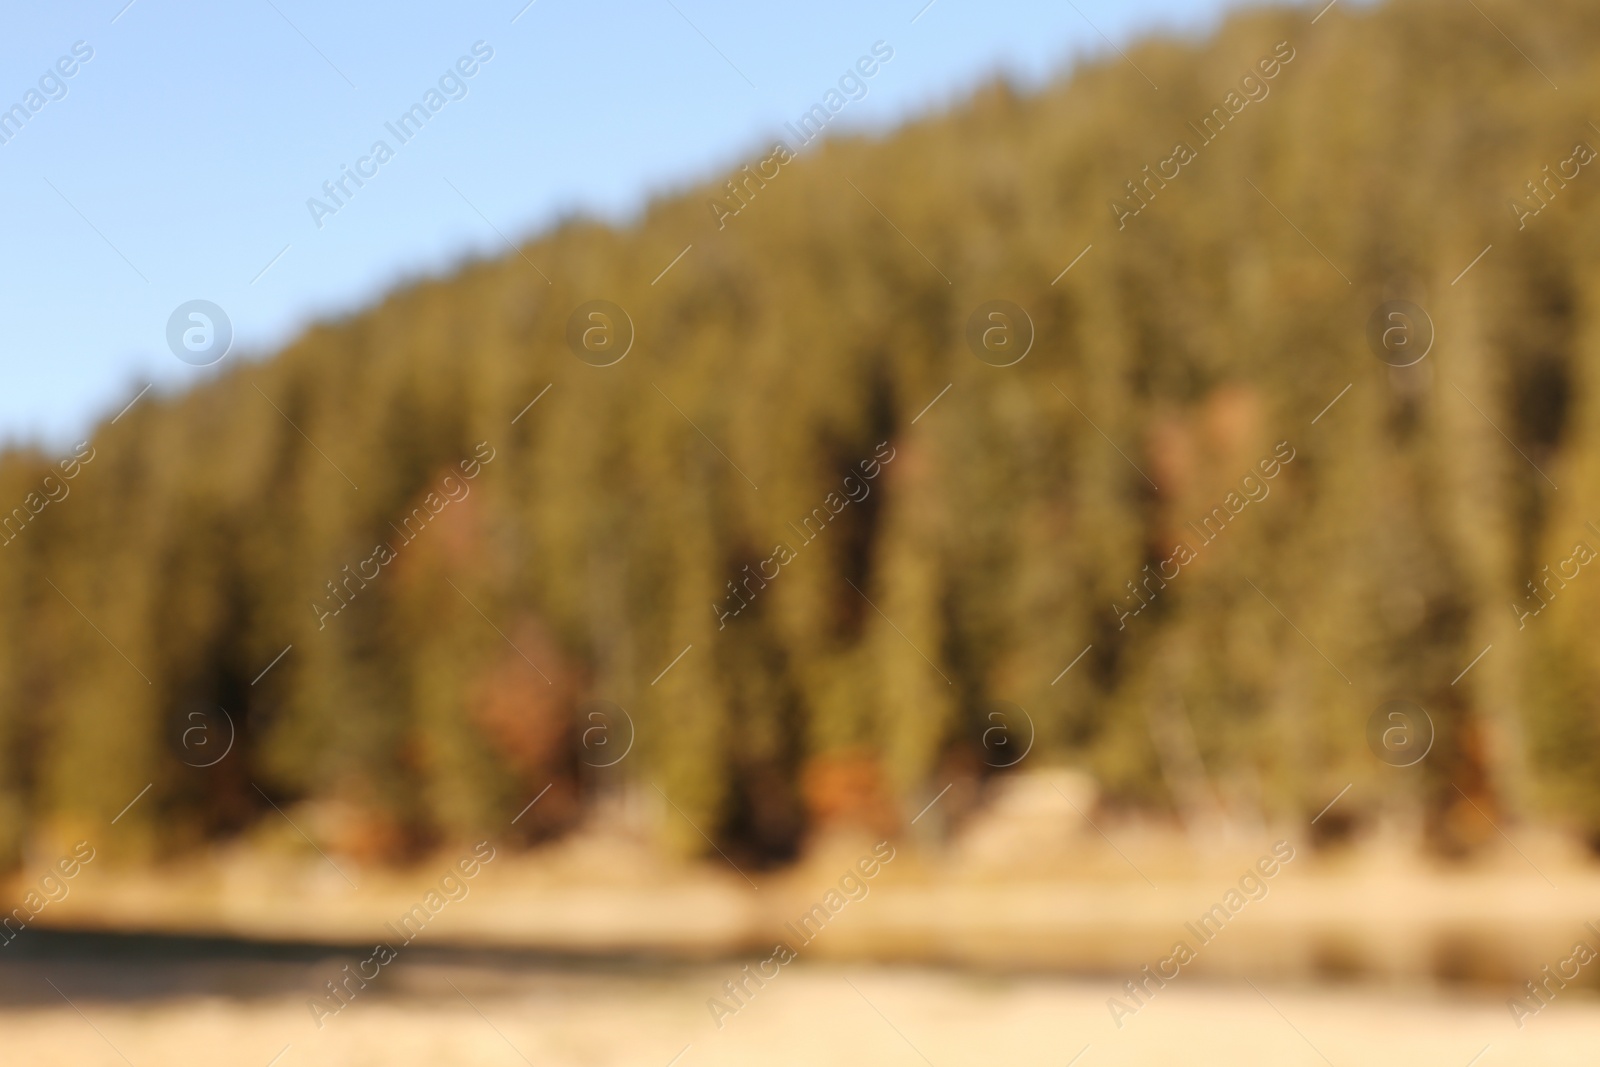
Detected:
left=8, top=775, right=1598, bottom=1064
left=0, top=954, right=1588, bottom=1067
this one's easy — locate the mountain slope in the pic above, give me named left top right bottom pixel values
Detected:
left=2, top=0, right=1598, bottom=866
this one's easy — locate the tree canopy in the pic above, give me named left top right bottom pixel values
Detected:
left=2, top=0, right=1597, bottom=867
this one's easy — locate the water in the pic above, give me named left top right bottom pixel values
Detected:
left=1, top=928, right=1589, bottom=1065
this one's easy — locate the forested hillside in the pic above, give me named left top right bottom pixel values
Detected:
left=2, top=0, right=1597, bottom=867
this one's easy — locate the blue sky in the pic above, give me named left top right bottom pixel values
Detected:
left=0, top=0, right=1259, bottom=447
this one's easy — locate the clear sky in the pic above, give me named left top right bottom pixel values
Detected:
left=0, top=0, right=1259, bottom=448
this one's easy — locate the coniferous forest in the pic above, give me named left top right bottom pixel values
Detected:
left=4, top=0, right=1599, bottom=869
